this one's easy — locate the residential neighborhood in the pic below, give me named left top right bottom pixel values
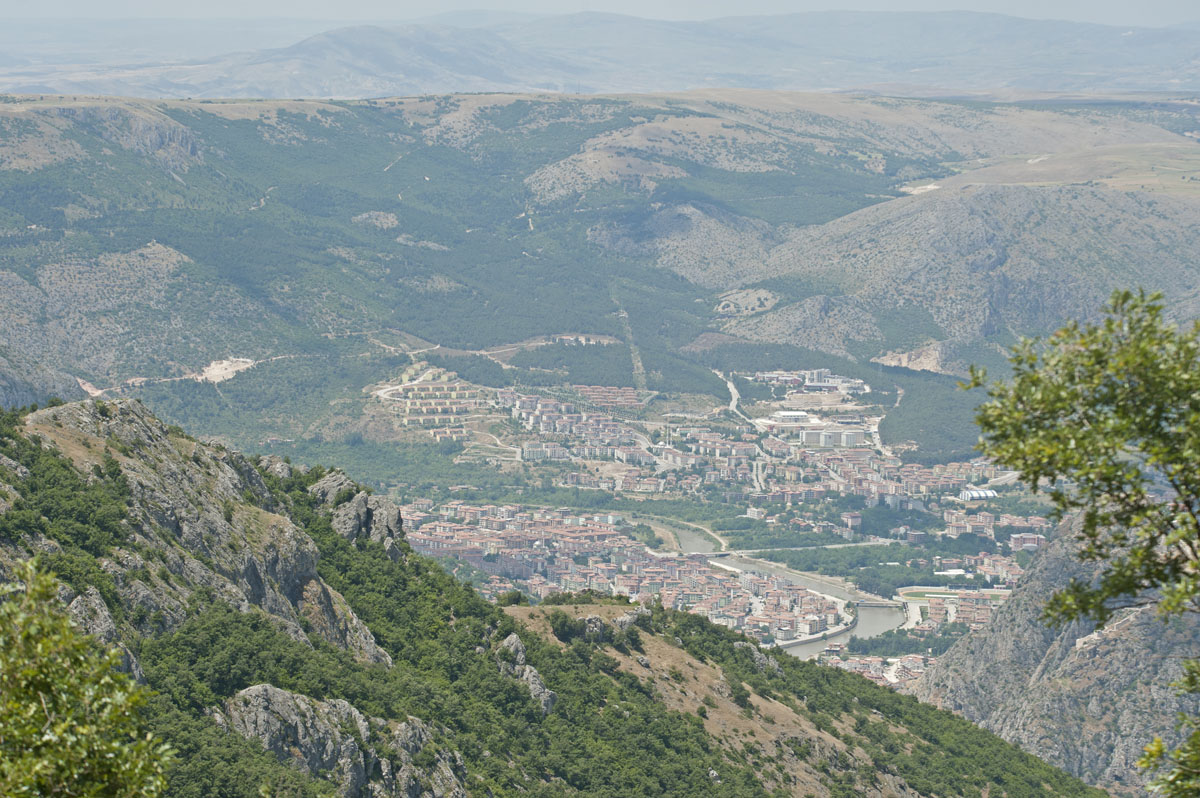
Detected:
left=401, top=499, right=850, bottom=646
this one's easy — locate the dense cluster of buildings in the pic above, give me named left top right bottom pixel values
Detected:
left=821, top=648, right=936, bottom=690
left=924, top=590, right=1010, bottom=630
left=401, top=367, right=1037, bottom=559
left=496, top=389, right=639, bottom=451
left=942, top=508, right=1050, bottom=541
left=753, top=411, right=868, bottom=447
left=752, top=369, right=869, bottom=394
left=573, top=385, right=645, bottom=409
left=380, top=380, right=481, bottom=427
left=399, top=499, right=847, bottom=644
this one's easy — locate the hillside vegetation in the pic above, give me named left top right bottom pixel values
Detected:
left=915, top=518, right=1200, bottom=796
left=0, top=398, right=1103, bottom=797
left=1, top=92, right=1199, bottom=464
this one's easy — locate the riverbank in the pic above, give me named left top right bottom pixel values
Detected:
left=724, top=554, right=897, bottom=605
left=637, top=514, right=726, bottom=554
left=777, top=614, right=859, bottom=651
left=709, top=554, right=909, bottom=659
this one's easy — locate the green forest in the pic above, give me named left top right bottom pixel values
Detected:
left=761, top=538, right=999, bottom=598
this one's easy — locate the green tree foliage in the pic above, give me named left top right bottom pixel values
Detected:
left=968, top=289, right=1200, bottom=794
left=0, top=561, right=172, bottom=797
left=761, top=545, right=979, bottom=598
left=422, top=352, right=559, bottom=389
left=845, top=623, right=968, bottom=657
left=510, top=342, right=636, bottom=387
left=0, top=416, right=131, bottom=556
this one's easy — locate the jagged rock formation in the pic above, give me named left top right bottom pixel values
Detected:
left=612, top=604, right=650, bottom=631
left=494, top=632, right=557, bottom=716
left=215, top=684, right=468, bottom=798
left=4, top=399, right=392, bottom=668
left=310, top=475, right=407, bottom=562
left=66, top=585, right=145, bottom=682
left=733, top=641, right=783, bottom=676
left=0, top=398, right=487, bottom=794
left=915, top=519, right=1200, bottom=795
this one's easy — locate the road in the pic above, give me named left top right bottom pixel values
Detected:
left=714, top=369, right=751, bottom=421
left=611, top=292, right=648, bottom=392
left=987, top=470, right=1023, bottom=487
left=471, top=430, right=521, bottom=459
left=372, top=369, right=437, bottom=400
left=722, top=538, right=900, bottom=556
left=707, top=369, right=767, bottom=489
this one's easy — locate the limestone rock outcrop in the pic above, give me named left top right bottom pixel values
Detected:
left=914, top=518, right=1200, bottom=795
left=216, top=684, right=468, bottom=798
left=19, top=399, right=390, bottom=665
left=734, top=641, right=783, bottom=676
left=67, top=585, right=145, bottom=681
left=612, top=605, right=650, bottom=632
left=495, top=632, right=557, bottom=716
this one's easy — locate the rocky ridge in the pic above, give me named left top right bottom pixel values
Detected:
left=215, top=684, right=467, bottom=798
left=494, top=632, right=557, bottom=716
left=12, top=399, right=392, bottom=667
left=914, top=518, right=1200, bottom=795
left=0, top=398, right=480, bottom=794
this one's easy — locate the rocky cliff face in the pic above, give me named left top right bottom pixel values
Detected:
left=914, top=519, right=1200, bottom=795
left=494, top=632, right=557, bottom=716
left=214, top=684, right=467, bottom=798
left=12, top=399, right=392, bottom=667
left=0, top=398, right=474, bottom=794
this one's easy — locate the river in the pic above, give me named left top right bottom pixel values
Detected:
left=673, top=535, right=907, bottom=659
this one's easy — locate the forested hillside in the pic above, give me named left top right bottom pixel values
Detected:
left=2, top=92, right=1200, bottom=463
left=0, top=398, right=1103, bottom=797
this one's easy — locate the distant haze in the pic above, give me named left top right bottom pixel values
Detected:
left=4, top=1, right=1200, bottom=27
left=6, top=9, right=1200, bottom=98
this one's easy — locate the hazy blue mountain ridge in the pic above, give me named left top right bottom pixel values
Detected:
left=5, top=11, right=1200, bottom=98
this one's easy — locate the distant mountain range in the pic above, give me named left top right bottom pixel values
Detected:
left=4, top=11, right=1200, bottom=98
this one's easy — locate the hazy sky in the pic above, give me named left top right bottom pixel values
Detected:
left=3, top=0, right=1198, bottom=27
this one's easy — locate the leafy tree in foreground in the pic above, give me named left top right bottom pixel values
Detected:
left=967, top=289, right=1200, bottom=795
left=0, top=561, right=172, bottom=797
